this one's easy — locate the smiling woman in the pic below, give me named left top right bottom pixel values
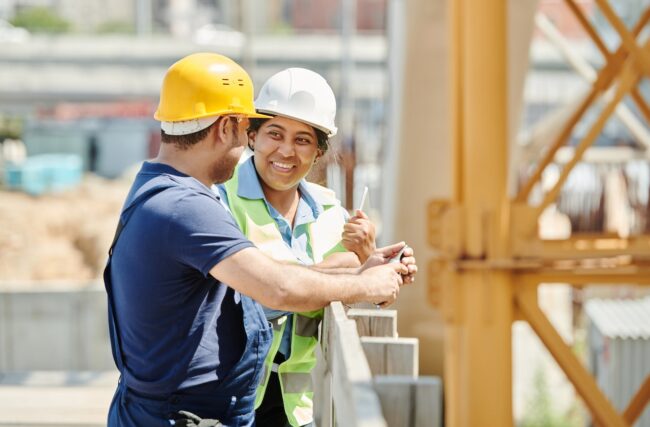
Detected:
left=215, top=68, right=378, bottom=427
left=249, top=116, right=322, bottom=198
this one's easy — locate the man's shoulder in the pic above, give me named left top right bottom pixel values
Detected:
left=155, top=184, right=226, bottom=217
left=126, top=175, right=226, bottom=228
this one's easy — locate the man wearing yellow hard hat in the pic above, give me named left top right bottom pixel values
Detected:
left=104, top=53, right=410, bottom=426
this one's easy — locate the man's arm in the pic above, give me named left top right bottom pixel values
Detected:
left=314, top=242, right=418, bottom=281
left=209, top=247, right=406, bottom=312
left=315, top=252, right=360, bottom=271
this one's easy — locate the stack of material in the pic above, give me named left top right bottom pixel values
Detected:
left=0, top=174, right=130, bottom=285
left=556, top=161, right=650, bottom=235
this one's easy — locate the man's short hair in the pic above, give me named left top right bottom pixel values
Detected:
left=160, top=121, right=216, bottom=150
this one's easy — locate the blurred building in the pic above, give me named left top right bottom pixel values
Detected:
left=289, top=0, right=385, bottom=32
left=1, top=0, right=388, bottom=35
left=586, top=298, right=650, bottom=427
left=535, top=0, right=595, bottom=39
left=1, top=0, right=134, bottom=32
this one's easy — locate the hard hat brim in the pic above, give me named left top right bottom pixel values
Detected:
left=247, top=112, right=273, bottom=119
left=255, top=109, right=336, bottom=137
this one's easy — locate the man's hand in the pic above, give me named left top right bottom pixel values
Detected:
left=360, top=262, right=406, bottom=308
left=394, top=245, right=417, bottom=285
left=360, top=242, right=418, bottom=285
left=342, top=209, right=376, bottom=264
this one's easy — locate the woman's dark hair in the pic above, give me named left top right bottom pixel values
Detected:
left=248, top=118, right=329, bottom=153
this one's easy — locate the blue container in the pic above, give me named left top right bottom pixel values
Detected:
left=4, top=154, right=83, bottom=196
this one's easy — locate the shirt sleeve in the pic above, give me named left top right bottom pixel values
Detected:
left=168, top=192, right=254, bottom=277
left=342, top=206, right=351, bottom=222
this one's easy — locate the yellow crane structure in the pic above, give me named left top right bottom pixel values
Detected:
left=386, top=0, right=650, bottom=426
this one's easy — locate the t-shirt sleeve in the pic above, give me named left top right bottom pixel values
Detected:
left=168, top=192, right=254, bottom=277
left=341, top=206, right=351, bottom=222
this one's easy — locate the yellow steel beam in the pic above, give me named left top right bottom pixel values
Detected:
left=451, top=258, right=650, bottom=285
left=445, top=0, right=514, bottom=425
left=595, top=0, right=650, bottom=75
left=437, top=2, right=649, bottom=426
left=516, top=269, right=650, bottom=286
left=538, top=58, right=642, bottom=214
left=515, top=42, right=624, bottom=203
left=516, top=283, right=628, bottom=427
left=564, top=0, right=610, bottom=60
left=458, top=0, right=509, bottom=258
left=624, top=375, right=650, bottom=425
left=516, top=6, right=650, bottom=203
left=515, top=233, right=650, bottom=260
left=631, top=88, right=650, bottom=124
left=566, top=1, right=650, bottom=124
left=515, top=81, right=599, bottom=202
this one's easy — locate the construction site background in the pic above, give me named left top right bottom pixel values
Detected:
left=1, top=0, right=650, bottom=426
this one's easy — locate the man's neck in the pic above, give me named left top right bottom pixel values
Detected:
left=154, top=146, right=212, bottom=188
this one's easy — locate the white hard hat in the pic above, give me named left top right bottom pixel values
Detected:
left=255, top=68, right=338, bottom=137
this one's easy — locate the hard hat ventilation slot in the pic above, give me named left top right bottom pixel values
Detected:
left=237, top=79, right=244, bottom=86
left=222, top=78, right=230, bottom=86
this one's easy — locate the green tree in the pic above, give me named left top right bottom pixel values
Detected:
left=10, top=7, right=71, bottom=34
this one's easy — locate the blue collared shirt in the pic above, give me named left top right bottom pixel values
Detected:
left=215, top=157, right=342, bottom=357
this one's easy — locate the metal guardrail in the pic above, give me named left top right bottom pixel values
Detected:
left=313, top=302, right=442, bottom=427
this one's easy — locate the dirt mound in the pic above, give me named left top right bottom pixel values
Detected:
left=0, top=175, right=130, bottom=287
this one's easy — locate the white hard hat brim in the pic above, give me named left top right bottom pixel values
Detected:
left=256, top=109, right=337, bottom=137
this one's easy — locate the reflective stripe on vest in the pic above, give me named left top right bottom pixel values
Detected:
left=280, top=371, right=312, bottom=394
left=294, top=314, right=319, bottom=339
left=270, top=317, right=285, bottom=332
left=222, top=164, right=348, bottom=427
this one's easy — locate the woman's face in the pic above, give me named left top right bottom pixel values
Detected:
left=250, top=116, right=322, bottom=193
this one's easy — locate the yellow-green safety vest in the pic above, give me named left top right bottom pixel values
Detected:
left=222, top=165, right=348, bottom=426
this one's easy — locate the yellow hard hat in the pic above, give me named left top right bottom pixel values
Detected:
left=154, top=53, right=269, bottom=132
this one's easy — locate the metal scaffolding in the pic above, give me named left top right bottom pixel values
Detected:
left=430, top=0, right=650, bottom=425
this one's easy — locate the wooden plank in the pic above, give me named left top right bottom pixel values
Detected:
left=321, top=302, right=333, bottom=371
left=328, top=302, right=387, bottom=427
left=373, top=376, right=443, bottom=427
left=360, top=337, right=418, bottom=377
left=347, top=309, right=398, bottom=338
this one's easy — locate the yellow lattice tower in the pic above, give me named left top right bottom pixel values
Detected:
left=430, top=0, right=650, bottom=425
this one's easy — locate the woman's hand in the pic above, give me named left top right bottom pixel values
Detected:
left=342, top=209, right=376, bottom=264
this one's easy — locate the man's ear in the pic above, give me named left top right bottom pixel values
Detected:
left=211, top=116, right=230, bottom=147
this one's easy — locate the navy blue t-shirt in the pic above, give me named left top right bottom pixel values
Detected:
left=110, top=161, right=254, bottom=395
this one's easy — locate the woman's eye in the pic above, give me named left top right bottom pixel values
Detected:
left=297, top=138, right=312, bottom=145
left=268, top=131, right=282, bottom=139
